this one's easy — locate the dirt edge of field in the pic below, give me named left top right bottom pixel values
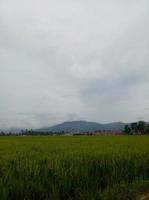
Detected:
left=136, top=192, right=149, bottom=200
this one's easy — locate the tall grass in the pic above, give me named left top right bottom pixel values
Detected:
left=0, top=136, right=149, bottom=200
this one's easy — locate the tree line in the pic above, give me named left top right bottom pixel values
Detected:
left=124, top=121, right=149, bottom=135
left=0, top=129, right=64, bottom=136
left=0, top=122, right=149, bottom=136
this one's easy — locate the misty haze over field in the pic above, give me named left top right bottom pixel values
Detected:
left=0, top=0, right=149, bottom=129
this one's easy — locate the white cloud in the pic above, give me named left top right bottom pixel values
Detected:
left=0, top=0, right=149, bottom=128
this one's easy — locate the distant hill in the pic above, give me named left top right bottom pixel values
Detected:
left=36, top=121, right=126, bottom=133
left=1, top=128, right=22, bottom=134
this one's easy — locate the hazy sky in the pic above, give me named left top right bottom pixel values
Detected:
left=0, top=0, right=149, bottom=128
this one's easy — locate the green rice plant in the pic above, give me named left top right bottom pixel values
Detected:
left=0, top=136, right=149, bottom=200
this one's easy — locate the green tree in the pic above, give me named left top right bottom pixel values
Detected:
left=137, top=121, right=146, bottom=134
left=131, top=123, right=138, bottom=134
left=145, top=124, right=149, bottom=134
left=124, top=125, right=131, bottom=134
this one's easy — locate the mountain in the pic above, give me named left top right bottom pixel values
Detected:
left=0, top=128, right=22, bottom=134
left=36, top=121, right=126, bottom=133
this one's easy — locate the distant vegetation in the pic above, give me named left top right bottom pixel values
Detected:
left=124, top=121, right=149, bottom=135
left=0, top=121, right=149, bottom=136
left=0, top=129, right=64, bottom=136
left=0, top=136, right=149, bottom=200
left=1, top=121, right=149, bottom=136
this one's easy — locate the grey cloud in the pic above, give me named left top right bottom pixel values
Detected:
left=0, top=0, right=149, bottom=128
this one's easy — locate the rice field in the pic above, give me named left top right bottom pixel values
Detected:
left=0, top=136, right=149, bottom=200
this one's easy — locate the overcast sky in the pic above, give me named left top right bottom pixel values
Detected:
left=0, top=0, right=149, bottom=129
